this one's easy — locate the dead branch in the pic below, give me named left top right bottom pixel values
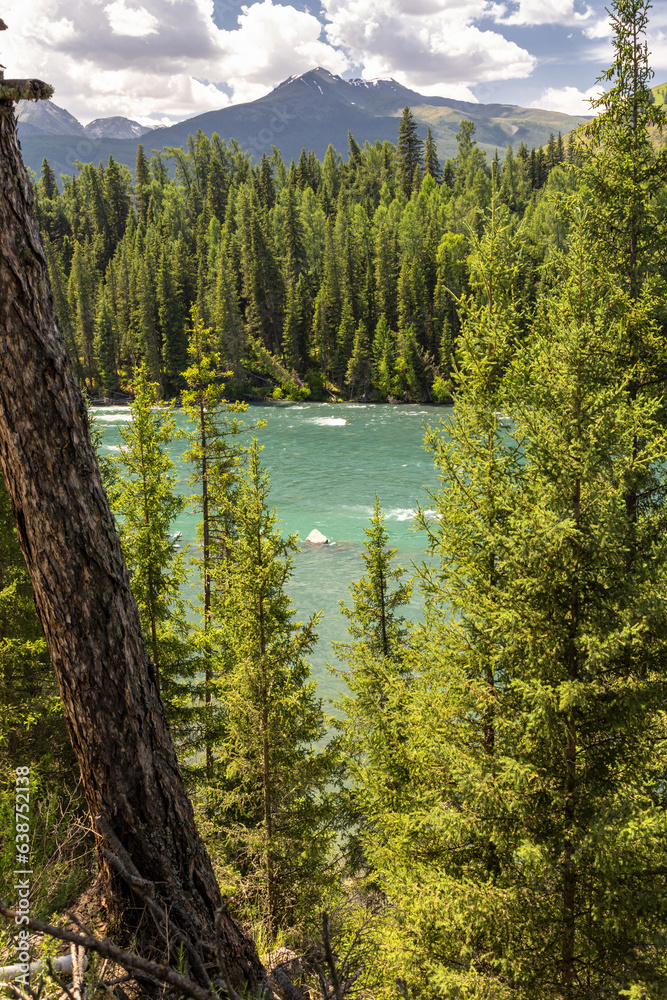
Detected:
left=0, top=902, right=217, bottom=1000
left=321, top=913, right=342, bottom=1000
left=95, top=814, right=210, bottom=988
left=396, top=978, right=412, bottom=1000
left=272, top=968, right=303, bottom=1000
left=70, top=943, right=86, bottom=1000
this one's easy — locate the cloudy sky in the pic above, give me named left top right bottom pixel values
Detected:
left=3, top=0, right=667, bottom=125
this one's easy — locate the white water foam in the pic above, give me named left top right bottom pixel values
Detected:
left=92, top=411, right=133, bottom=422
left=384, top=507, right=440, bottom=522
left=385, top=508, right=416, bottom=522
left=308, top=417, right=348, bottom=427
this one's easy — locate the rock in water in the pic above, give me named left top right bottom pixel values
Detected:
left=305, top=529, right=329, bottom=545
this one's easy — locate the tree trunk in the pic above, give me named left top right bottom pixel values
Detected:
left=0, top=97, right=264, bottom=992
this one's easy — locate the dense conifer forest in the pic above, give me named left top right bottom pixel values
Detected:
left=3, top=0, right=667, bottom=997
left=35, top=100, right=576, bottom=403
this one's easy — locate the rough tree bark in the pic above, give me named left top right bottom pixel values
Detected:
left=0, top=81, right=265, bottom=993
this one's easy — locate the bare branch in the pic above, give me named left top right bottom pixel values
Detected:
left=272, top=968, right=303, bottom=1000
left=70, top=944, right=86, bottom=1000
left=322, top=913, right=342, bottom=1000
left=0, top=902, right=218, bottom=1000
left=396, top=978, right=412, bottom=1000
left=94, top=816, right=151, bottom=893
left=95, top=814, right=210, bottom=989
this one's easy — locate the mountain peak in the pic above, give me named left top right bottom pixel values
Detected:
left=275, top=67, right=343, bottom=92
left=84, top=116, right=154, bottom=139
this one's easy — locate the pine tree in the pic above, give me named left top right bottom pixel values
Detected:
left=423, top=126, right=442, bottom=182
left=332, top=497, right=412, bottom=872
left=182, top=309, right=247, bottom=773
left=396, top=107, right=424, bottom=197
left=345, top=320, right=372, bottom=398
left=93, top=287, right=119, bottom=394
left=212, top=439, right=337, bottom=937
left=135, top=144, right=151, bottom=225
left=40, top=157, right=58, bottom=199
left=110, top=365, right=195, bottom=746
left=157, top=248, right=187, bottom=395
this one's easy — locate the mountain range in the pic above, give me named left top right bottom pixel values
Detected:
left=17, top=67, right=594, bottom=179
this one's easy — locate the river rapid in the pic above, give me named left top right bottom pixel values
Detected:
left=92, top=401, right=445, bottom=704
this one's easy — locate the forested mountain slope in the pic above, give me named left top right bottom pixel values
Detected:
left=35, top=111, right=580, bottom=405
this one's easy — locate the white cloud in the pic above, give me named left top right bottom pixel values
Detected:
left=104, top=0, right=159, bottom=37
left=500, top=0, right=593, bottom=27
left=583, top=17, right=611, bottom=39
left=0, top=0, right=346, bottom=122
left=219, top=1, right=349, bottom=104
left=322, top=0, right=536, bottom=93
left=532, top=83, right=601, bottom=115
left=13, top=0, right=660, bottom=129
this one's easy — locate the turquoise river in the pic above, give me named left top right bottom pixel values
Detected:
left=92, top=401, right=446, bottom=704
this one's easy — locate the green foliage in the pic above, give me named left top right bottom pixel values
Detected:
left=181, top=308, right=249, bottom=773
left=0, top=776, right=94, bottom=927
left=34, top=104, right=575, bottom=405
left=208, top=440, right=339, bottom=938
left=332, top=497, right=412, bottom=884
left=580, top=0, right=667, bottom=296
left=0, top=480, right=74, bottom=780
left=361, top=201, right=667, bottom=997
left=109, top=365, right=196, bottom=747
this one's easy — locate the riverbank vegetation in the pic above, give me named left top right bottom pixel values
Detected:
left=2, top=0, right=667, bottom=997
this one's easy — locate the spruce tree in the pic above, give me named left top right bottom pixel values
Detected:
left=334, top=296, right=356, bottom=389
left=580, top=0, right=667, bottom=297
left=212, top=438, right=337, bottom=938
left=374, top=221, right=398, bottom=329
left=157, top=248, right=188, bottom=395
left=372, top=315, right=395, bottom=400
left=423, top=126, right=442, bottom=182
left=345, top=320, right=372, bottom=398
left=135, top=143, right=151, bottom=225
left=69, top=238, right=98, bottom=389
left=369, top=206, right=667, bottom=1000
left=110, top=365, right=196, bottom=748
left=40, top=156, right=58, bottom=199
left=213, top=235, right=246, bottom=384
left=135, top=254, right=161, bottom=386
left=93, top=287, right=120, bottom=394
left=396, top=107, right=424, bottom=197
left=332, top=497, right=412, bottom=874
left=182, top=308, right=247, bottom=773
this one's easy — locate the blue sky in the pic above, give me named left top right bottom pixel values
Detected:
left=3, top=0, right=667, bottom=125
